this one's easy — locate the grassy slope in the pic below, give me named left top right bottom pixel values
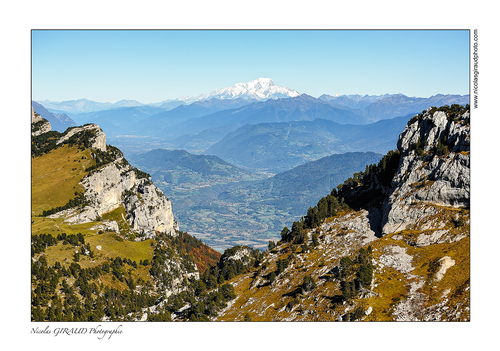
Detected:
left=31, top=145, right=93, bottom=216
left=31, top=145, right=158, bottom=295
left=366, top=234, right=470, bottom=321
left=31, top=143, right=220, bottom=299
left=216, top=205, right=470, bottom=321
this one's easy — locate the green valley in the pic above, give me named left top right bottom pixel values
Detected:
left=131, top=149, right=382, bottom=251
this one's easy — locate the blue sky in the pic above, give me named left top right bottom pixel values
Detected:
left=32, top=30, right=470, bottom=103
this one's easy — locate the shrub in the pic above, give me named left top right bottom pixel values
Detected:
left=434, top=134, right=451, bottom=156
left=268, top=241, right=276, bottom=251
left=339, top=256, right=353, bottom=279
left=219, top=283, right=236, bottom=300
left=276, top=258, right=290, bottom=275
left=268, top=272, right=276, bottom=284
left=301, top=275, right=317, bottom=293
left=351, top=306, right=365, bottom=321
left=341, top=280, right=356, bottom=301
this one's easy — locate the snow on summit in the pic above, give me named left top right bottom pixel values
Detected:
left=206, top=78, right=300, bottom=100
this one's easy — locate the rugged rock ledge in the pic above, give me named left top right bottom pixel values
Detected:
left=35, top=117, right=178, bottom=239
left=79, top=159, right=178, bottom=238
left=382, top=108, right=470, bottom=235
left=56, top=124, right=107, bottom=152
left=214, top=105, right=470, bottom=322
left=31, top=107, right=52, bottom=137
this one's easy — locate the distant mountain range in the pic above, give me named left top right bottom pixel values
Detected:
left=132, top=98, right=258, bottom=137
left=318, top=93, right=394, bottom=109
left=34, top=98, right=146, bottom=115
left=35, top=78, right=300, bottom=115
left=129, top=148, right=258, bottom=183
left=36, top=77, right=469, bottom=122
left=350, top=93, right=470, bottom=123
left=203, top=77, right=300, bottom=100
left=33, top=77, right=469, bottom=174
left=205, top=115, right=411, bottom=173
left=68, top=106, right=168, bottom=136
left=155, top=94, right=368, bottom=141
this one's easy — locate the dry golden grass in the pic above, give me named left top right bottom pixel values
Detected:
left=102, top=205, right=134, bottom=237
left=85, top=233, right=154, bottom=264
left=41, top=231, right=157, bottom=290
left=220, top=205, right=470, bottom=322
left=409, top=236, right=470, bottom=306
left=31, top=216, right=100, bottom=237
left=31, top=145, right=93, bottom=215
left=365, top=216, right=470, bottom=321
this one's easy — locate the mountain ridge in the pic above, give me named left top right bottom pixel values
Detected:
left=37, top=77, right=468, bottom=117
left=205, top=115, right=411, bottom=173
left=204, top=77, right=300, bottom=100
left=209, top=104, right=470, bottom=322
left=156, top=94, right=369, bottom=141
left=31, top=102, right=470, bottom=322
left=35, top=78, right=300, bottom=114
left=31, top=106, right=221, bottom=322
left=31, top=101, right=76, bottom=132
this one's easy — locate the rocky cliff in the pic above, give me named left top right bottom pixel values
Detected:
left=208, top=105, right=470, bottom=322
left=31, top=109, right=221, bottom=322
left=54, top=157, right=179, bottom=239
left=31, top=107, right=52, bottom=136
left=31, top=109, right=178, bottom=239
left=30, top=103, right=469, bottom=322
left=382, top=106, right=470, bottom=237
left=56, top=124, right=107, bottom=152
left=83, top=160, right=177, bottom=239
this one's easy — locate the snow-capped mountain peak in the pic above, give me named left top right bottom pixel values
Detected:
left=206, top=77, right=300, bottom=100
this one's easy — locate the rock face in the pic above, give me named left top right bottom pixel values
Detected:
left=56, top=124, right=107, bottom=152
left=82, top=161, right=137, bottom=215
left=122, top=176, right=178, bottom=237
left=31, top=107, right=42, bottom=123
left=31, top=107, right=52, bottom=136
left=222, top=247, right=252, bottom=263
left=64, top=158, right=178, bottom=238
left=40, top=120, right=178, bottom=239
left=382, top=108, right=470, bottom=235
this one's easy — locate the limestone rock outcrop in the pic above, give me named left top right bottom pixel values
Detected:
left=381, top=108, right=470, bottom=235
left=71, top=159, right=178, bottom=238
left=44, top=123, right=178, bottom=239
left=82, top=161, right=137, bottom=215
left=125, top=181, right=177, bottom=236
left=31, top=107, right=42, bottom=124
left=213, top=105, right=470, bottom=322
left=222, top=247, right=252, bottom=263
left=31, top=107, right=52, bottom=136
left=56, top=124, right=107, bottom=152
